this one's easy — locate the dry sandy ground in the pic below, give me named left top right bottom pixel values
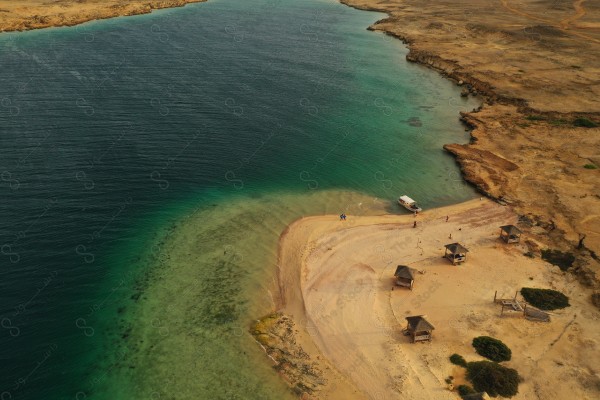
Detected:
left=275, top=199, right=600, bottom=399
left=343, top=0, right=600, bottom=113
left=0, top=0, right=204, bottom=31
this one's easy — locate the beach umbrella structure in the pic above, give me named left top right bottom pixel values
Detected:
left=444, top=242, right=469, bottom=265
left=499, top=225, right=522, bottom=243
left=394, top=265, right=416, bottom=290
left=404, top=315, right=435, bottom=343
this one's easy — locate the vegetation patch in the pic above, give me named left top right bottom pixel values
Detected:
left=458, top=384, right=476, bottom=396
left=573, top=117, right=598, bottom=128
left=472, top=336, right=512, bottom=362
left=549, top=119, right=568, bottom=126
left=450, top=353, right=467, bottom=367
left=584, top=164, right=597, bottom=169
left=466, top=361, right=521, bottom=397
left=521, top=287, right=570, bottom=310
left=525, top=115, right=545, bottom=121
left=541, top=249, right=575, bottom=270
left=591, top=292, right=600, bottom=310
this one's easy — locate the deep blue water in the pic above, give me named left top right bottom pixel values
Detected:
left=0, top=0, right=478, bottom=398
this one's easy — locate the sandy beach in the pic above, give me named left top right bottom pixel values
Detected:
left=266, top=199, right=600, bottom=399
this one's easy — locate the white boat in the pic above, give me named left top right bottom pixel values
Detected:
left=398, top=195, right=422, bottom=213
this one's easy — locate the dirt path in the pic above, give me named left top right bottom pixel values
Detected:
left=499, top=0, right=599, bottom=42
left=560, top=0, right=587, bottom=29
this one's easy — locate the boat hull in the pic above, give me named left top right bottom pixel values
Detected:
left=398, top=198, right=422, bottom=213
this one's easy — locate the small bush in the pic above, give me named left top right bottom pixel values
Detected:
left=541, top=249, right=575, bottom=271
left=521, top=287, right=570, bottom=310
left=472, top=336, right=511, bottom=362
left=445, top=376, right=453, bottom=384
left=458, top=384, right=476, bottom=396
left=466, top=361, right=521, bottom=397
left=573, top=118, right=598, bottom=128
left=450, top=353, right=467, bottom=367
left=584, top=164, right=597, bottom=169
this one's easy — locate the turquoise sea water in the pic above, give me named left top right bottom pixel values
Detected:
left=0, top=0, right=479, bottom=399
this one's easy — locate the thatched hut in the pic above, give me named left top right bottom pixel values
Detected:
left=499, top=225, right=522, bottom=243
left=404, top=315, right=434, bottom=343
left=444, top=242, right=469, bottom=265
left=394, top=265, right=416, bottom=290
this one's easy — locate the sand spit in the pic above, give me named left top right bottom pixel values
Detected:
left=267, top=199, right=600, bottom=399
left=0, top=0, right=205, bottom=32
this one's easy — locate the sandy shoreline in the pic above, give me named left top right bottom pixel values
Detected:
left=268, top=199, right=600, bottom=399
left=0, top=0, right=205, bottom=32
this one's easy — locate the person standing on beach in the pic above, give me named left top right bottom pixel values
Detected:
left=446, top=215, right=449, bottom=222
left=413, top=221, right=417, bottom=228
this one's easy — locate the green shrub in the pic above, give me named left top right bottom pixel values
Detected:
left=466, top=361, right=521, bottom=397
left=541, top=249, right=575, bottom=271
left=457, top=384, right=476, bottom=396
left=573, top=118, right=598, bottom=128
left=450, top=353, right=467, bottom=367
left=472, top=336, right=511, bottom=362
left=584, top=164, right=597, bottom=169
left=521, top=287, right=570, bottom=310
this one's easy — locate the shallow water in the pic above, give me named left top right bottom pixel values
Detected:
left=0, top=0, right=478, bottom=398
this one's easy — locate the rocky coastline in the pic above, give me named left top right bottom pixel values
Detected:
left=340, top=0, right=600, bottom=298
